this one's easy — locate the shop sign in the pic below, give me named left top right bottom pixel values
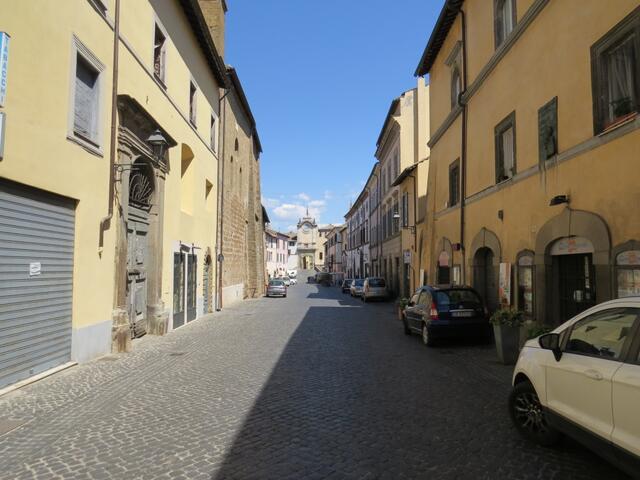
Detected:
left=499, top=262, right=511, bottom=306
left=550, top=236, right=594, bottom=256
left=0, top=32, right=9, bottom=107
left=617, top=250, right=640, bottom=266
left=403, top=250, right=412, bottom=264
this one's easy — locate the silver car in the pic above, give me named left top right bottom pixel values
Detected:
left=266, top=279, right=287, bottom=297
left=350, top=279, right=364, bottom=297
left=362, top=277, right=388, bottom=302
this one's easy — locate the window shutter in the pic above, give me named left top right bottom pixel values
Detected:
left=503, top=127, right=514, bottom=175
left=74, top=57, right=98, bottom=140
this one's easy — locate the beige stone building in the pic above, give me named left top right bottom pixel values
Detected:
left=217, top=66, right=265, bottom=306
left=295, top=214, right=330, bottom=270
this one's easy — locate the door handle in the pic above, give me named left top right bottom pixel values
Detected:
left=583, top=369, right=603, bottom=381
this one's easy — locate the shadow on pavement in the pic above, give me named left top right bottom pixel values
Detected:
left=210, top=291, right=630, bottom=480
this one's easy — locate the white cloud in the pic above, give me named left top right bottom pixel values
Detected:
left=295, top=192, right=311, bottom=202
left=261, top=196, right=281, bottom=208
left=323, top=190, right=333, bottom=200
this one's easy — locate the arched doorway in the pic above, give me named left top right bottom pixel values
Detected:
left=549, top=236, right=596, bottom=322
left=535, top=208, right=611, bottom=325
left=473, top=247, right=497, bottom=311
left=127, top=158, right=155, bottom=337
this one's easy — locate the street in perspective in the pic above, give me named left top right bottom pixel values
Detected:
left=1, top=0, right=640, bottom=478
left=0, top=275, right=632, bottom=479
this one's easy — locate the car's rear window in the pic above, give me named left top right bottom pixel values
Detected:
left=435, top=289, right=482, bottom=308
left=269, top=280, right=284, bottom=286
left=354, top=279, right=364, bottom=286
left=368, top=278, right=385, bottom=287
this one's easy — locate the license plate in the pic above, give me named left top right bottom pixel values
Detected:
left=452, top=311, right=474, bottom=317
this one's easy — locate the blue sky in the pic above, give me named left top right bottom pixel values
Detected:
left=226, top=0, right=442, bottom=232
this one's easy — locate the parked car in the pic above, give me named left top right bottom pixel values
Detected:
left=266, top=279, right=287, bottom=298
left=316, top=272, right=332, bottom=286
left=288, top=269, right=297, bottom=278
left=403, top=285, right=489, bottom=346
left=362, top=277, right=388, bottom=302
left=289, top=277, right=297, bottom=286
left=509, top=298, right=640, bottom=477
left=278, top=276, right=291, bottom=287
left=350, top=279, right=364, bottom=297
left=341, top=279, right=353, bottom=293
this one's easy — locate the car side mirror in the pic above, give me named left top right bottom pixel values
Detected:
left=539, top=333, right=562, bottom=362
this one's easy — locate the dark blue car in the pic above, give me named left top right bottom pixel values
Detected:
left=403, top=285, right=490, bottom=346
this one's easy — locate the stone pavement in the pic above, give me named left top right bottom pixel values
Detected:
left=0, top=275, right=630, bottom=479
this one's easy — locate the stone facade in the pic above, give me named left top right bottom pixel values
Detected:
left=219, top=67, right=265, bottom=306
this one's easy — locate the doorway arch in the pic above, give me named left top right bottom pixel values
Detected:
left=469, top=228, right=501, bottom=312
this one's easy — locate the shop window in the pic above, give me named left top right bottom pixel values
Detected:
left=494, top=0, right=516, bottom=49
left=616, top=250, right=640, bottom=297
left=495, top=112, right=516, bottom=183
left=517, top=251, right=534, bottom=318
left=438, top=251, right=451, bottom=285
left=591, top=8, right=640, bottom=133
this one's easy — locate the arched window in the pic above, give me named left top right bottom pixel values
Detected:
left=516, top=251, right=534, bottom=318
left=616, top=250, right=640, bottom=297
left=451, top=67, right=461, bottom=109
left=437, top=250, right=451, bottom=284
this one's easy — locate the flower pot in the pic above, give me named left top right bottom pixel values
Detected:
left=493, top=324, right=523, bottom=365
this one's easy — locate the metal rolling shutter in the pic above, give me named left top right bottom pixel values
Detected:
left=0, top=180, right=75, bottom=389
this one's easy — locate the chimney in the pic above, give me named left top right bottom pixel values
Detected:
left=198, top=0, right=227, bottom=59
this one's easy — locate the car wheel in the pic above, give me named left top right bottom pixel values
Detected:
left=402, top=318, right=411, bottom=335
left=509, top=381, right=561, bottom=447
left=421, top=323, right=434, bottom=347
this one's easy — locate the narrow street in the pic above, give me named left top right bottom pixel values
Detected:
left=0, top=274, right=629, bottom=480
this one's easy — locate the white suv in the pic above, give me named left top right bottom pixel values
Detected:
left=510, top=298, right=640, bottom=477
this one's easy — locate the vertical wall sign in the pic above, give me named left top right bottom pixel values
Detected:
left=0, top=32, right=9, bottom=107
left=0, top=112, right=5, bottom=159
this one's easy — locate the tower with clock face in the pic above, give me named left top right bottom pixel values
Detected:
left=296, top=213, right=318, bottom=270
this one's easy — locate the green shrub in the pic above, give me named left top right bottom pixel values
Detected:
left=490, top=307, right=526, bottom=327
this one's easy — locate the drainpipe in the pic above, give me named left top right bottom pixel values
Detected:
left=459, top=7, right=469, bottom=284
left=215, top=87, right=230, bottom=311
left=410, top=169, right=417, bottom=289
left=99, top=0, right=120, bottom=252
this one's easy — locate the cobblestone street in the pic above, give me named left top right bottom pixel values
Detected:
left=0, top=276, right=630, bottom=479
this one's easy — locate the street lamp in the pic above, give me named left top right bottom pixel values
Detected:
left=147, top=129, right=168, bottom=162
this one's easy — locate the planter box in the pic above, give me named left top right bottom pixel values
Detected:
left=493, top=324, right=526, bottom=365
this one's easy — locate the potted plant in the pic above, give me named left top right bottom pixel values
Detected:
left=490, top=307, right=526, bottom=365
left=397, top=297, right=410, bottom=321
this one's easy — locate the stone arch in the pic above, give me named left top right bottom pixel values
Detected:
left=534, top=208, right=611, bottom=325
left=468, top=228, right=501, bottom=311
left=129, top=157, right=156, bottom=209
left=435, top=237, right=453, bottom=284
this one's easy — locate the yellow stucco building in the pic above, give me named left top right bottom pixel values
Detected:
left=416, top=0, right=640, bottom=325
left=0, top=0, right=230, bottom=389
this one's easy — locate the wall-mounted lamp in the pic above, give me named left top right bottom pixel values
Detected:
left=549, top=194, right=570, bottom=206
left=147, top=129, right=168, bottom=161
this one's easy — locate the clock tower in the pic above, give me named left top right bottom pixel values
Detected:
left=296, top=211, right=318, bottom=270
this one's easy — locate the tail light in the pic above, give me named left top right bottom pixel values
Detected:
left=430, top=301, right=439, bottom=320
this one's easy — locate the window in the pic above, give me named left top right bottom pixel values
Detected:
left=565, top=308, right=639, bottom=360
left=451, top=67, right=461, bottom=109
left=449, top=160, right=460, bottom=207
left=494, top=0, right=516, bottom=48
left=234, top=138, right=239, bottom=152
left=401, top=192, right=409, bottom=227
left=495, top=112, right=516, bottom=183
left=154, top=24, right=167, bottom=84
left=538, top=97, right=558, bottom=162
left=517, top=251, right=534, bottom=318
left=591, top=7, right=640, bottom=133
left=616, top=250, right=640, bottom=297
left=319, top=252, right=323, bottom=261
left=210, top=113, right=218, bottom=152
left=392, top=199, right=399, bottom=234
left=189, top=81, right=197, bottom=126
left=74, top=55, right=100, bottom=144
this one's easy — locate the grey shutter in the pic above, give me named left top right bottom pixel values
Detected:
left=0, top=181, right=75, bottom=389
left=74, top=56, right=98, bottom=140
